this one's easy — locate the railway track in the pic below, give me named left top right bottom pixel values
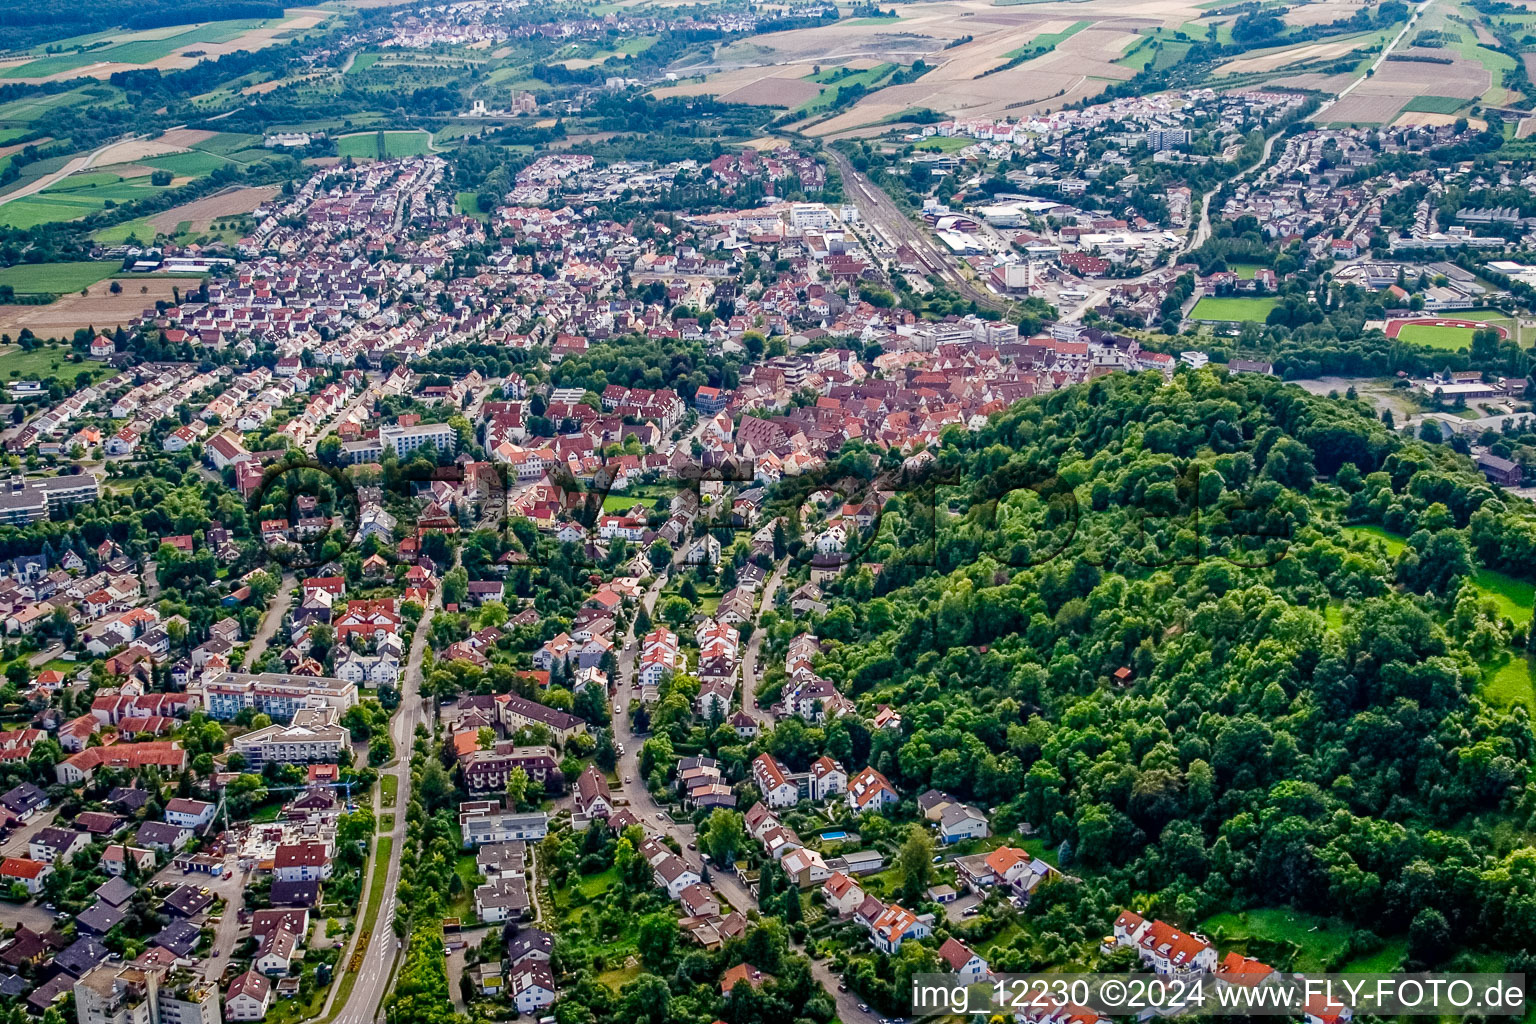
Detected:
left=826, top=147, right=1009, bottom=313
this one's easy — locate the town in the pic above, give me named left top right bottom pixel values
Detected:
left=0, top=2, right=1533, bottom=1024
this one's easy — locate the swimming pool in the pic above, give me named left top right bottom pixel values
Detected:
left=821, top=830, right=849, bottom=841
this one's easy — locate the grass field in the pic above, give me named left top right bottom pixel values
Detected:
left=1229, top=263, right=1265, bottom=280
left=0, top=345, right=108, bottom=383
left=1343, top=524, right=1533, bottom=623
left=454, top=191, right=484, bottom=215
left=1395, top=323, right=1479, bottom=350
left=1202, top=908, right=1352, bottom=971
left=1401, top=95, right=1468, bottom=114
left=794, top=63, right=894, bottom=114
left=1027, top=19, right=1092, bottom=51
left=0, top=261, right=117, bottom=294
left=1, top=18, right=276, bottom=80
left=911, top=135, right=974, bottom=153
left=1482, top=654, right=1535, bottom=714
left=336, top=131, right=433, bottom=159
left=1191, top=296, right=1279, bottom=322
left=1341, top=523, right=1407, bottom=558
left=347, top=53, right=383, bottom=74
left=380, top=773, right=398, bottom=809
left=1470, top=567, right=1535, bottom=623
left=1340, top=937, right=1407, bottom=972
left=0, top=86, right=113, bottom=123
left=1153, top=40, right=1193, bottom=70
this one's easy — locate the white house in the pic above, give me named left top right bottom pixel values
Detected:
left=938, top=937, right=989, bottom=981
left=821, top=871, right=865, bottom=916
left=164, top=798, right=217, bottom=830
left=938, top=804, right=990, bottom=844
left=1113, top=911, right=1218, bottom=977
left=653, top=854, right=701, bottom=899
left=508, top=962, right=557, bottom=1014
left=752, top=753, right=799, bottom=808
left=867, top=903, right=930, bottom=954
left=254, top=927, right=297, bottom=976
left=225, top=972, right=272, bottom=1021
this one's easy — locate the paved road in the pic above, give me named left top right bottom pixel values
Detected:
left=738, top=559, right=789, bottom=726
left=0, top=808, right=59, bottom=859
left=245, top=571, right=296, bottom=663
left=610, top=569, right=878, bottom=1024
left=324, top=594, right=437, bottom=1024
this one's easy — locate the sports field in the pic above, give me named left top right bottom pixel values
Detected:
left=0, top=261, right=117, bottom=294
left=1386, top=316, right=1506, bottom=350
left=1394, top=323, right=1478, bottom=349
left=1190, top=296, right=1279, bottom=322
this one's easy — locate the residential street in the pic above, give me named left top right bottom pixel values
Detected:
left=323, top=594, right=437, bottom=1024
left=244, top=571, right=296, bottom=664
left=609, top=564, right=878, bottom=1024
left=738, top=557, right=789, bottom=726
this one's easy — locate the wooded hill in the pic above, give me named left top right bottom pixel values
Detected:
left=790, top=367, right=1536, bottom=973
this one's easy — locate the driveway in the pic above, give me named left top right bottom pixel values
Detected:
left=944, top=892, right=982, bottom=924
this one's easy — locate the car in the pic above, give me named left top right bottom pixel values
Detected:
left=931, top=855, right=942, bottom=863
left=687, top=842, right=696, bottom=850
left=857, top=1006, right=869, bottom=1014
left=962, top=906, right=981, bottom=917
left=624, top=776, right=632, bottom=784
left=655, top=813, right=666, bottom=821
left=838, top=983, right=848, bottom=992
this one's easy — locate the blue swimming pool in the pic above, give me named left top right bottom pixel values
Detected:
left=821, top=830, right=849, bottom=841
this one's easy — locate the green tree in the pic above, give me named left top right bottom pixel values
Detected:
left=895, top=823, right=934, bottom=901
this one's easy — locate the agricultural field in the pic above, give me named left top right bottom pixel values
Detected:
left=336, top=131, right=434, bottom=159
left=0, top=85, right=122, bottom=125
left=0, top=9, right=335, bottom=84
left=1401, top=94, right=1470, bottom=113
left=795, top=63, right=896, bottom=114
left=0, top=165, right=178, bottom=230
left=656, top=0, right=1190, bottom=131
left=1190, top=296, right=1280, bottom=321
left=0, top=261, right=117, bottom=295
left=0, top=276, right=203, bottom=339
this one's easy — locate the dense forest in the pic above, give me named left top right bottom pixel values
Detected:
left=786, top=367, right=1536, bottom=973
